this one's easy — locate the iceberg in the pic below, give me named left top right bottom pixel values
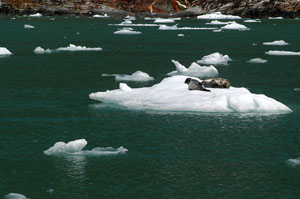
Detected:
left=244, top=19, right=261, bottom=23
left=197, top=52, right=232, bottom=65
left=93, top=14, right=109, bottom=18
left=247, top=58, right=267, bottom=63
left=159, top=24, right=216, bottom=30
left=265, top=50, right=300, bottom=56
left=4, top=193, right=28, bottom=199
left=0, top=47, right=12, bottom=55
left=109, top=23, right=159, bottom=27
left=102, top=71, right=154, bottom=82
left=197, top=12, right=241, bottom=20
left=24, top=24, right=35, bottom=28
left=44, top=139, right=128, bottom=156
left=263, top=40, right=289, bottom=46
left=206, top=20, right=234, bottom=25
left=177, top=34, right=184, bottom=37
left=56, top=44, right=102, bottom=51
left=89, top=75, right=292, bottom=113
left=114, top=29, right=142, bottom=35
left=29, top=13, right=42, bottom=17
left=269, top=17, right=283, bottom=19
left=167, top=60, right=218, bottom=78
left=33, top=46, right=51, bottom=54
left=221, top=22, right=249, bottom=31
left=153, top=18, right=175, bottom=23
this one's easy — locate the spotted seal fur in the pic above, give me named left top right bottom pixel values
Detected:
left=202, top=78, right=230, bottom=88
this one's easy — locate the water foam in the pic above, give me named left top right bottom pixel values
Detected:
left=102, top=71, right=154, bottom=82
left=197, top=52, right=232, bottom=65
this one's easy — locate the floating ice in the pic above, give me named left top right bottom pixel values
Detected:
left=114, top=29, right=141, bottom=35
left=266, top=50, right=300, bottom=56
left=159, top=24, right=216, bottom=30
left=109, top=23, right=159, bottom=27
left=89, top=75, right=291, bottom=113
left=24, top=24, right=35, bottom=28
left=33, top=46, right=51, bottom=54
left=213, top=29, right=222, bottom=32
left=4, top=193, right=28, bottom=199
left=197, top=12, right=241, bottom=20
left=44, top=139, right=128, bottom=156
left=263, top=40, right=289, bottom=46
left=56, top=44, right=102, bottom=51
left=153, top=18, right=175, bottom=23
left=0, top=47, right=12, bottom=55
left=177, top=34, right=184, bottom=37
left=247, top=58, right=267, bottom=63
left=167, top=60, right=218, bottom=78
left=124, top=15, right=136, bottom=21
left=93, top=14, right=109, bottom=18
left=269, top=17, right=283, bottom=19
left=197, top=52, right=232, bottom=65
left=102, top=71, right=154, bottom=82
left=286, top=158, right=300, bottom=167
left=206, top=20, right=234, bottom=25
left=121, top=20, right=132, bottom=24
left=221, top=22, right=249, bottom=31
left=244, top=19, right=261, bottom=23
left=29, top=13, right=42, bottom=17
left=294, top=88, right=300, bottom=92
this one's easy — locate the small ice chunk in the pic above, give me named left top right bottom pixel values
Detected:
left=159, top=24, right=216, bottom=30
left=197, top=52, right=232, bottom=65
left=244, top=19, right=261, bottom=23
left=153, top=18, right=175, bottom=23
left=0, top=47, right=12, bottom=55
left=177, top=34, right=184, bottom=37
left=120, top=83, right=132, bottom=91
left=263, top=40, right=289, bottom=46
left=287, top=158, right=300, bottom=167
left=124, top=15, right=136, bottom=21
left=265, top=50, right=300, bottom=56
left=102, top=71, right=154, bottom=82
left=269, top=17, right=283, bottom=19
left=294, top=88, right=300, bottom=92
left=121, top=20, right=132, bottom=24
left=93, top=14, right=109, bottom=18
left=24, top=24, right=35, bottom=28
left=33, top=46, right=52, bottom=54
left=114, top=29, right=142, bottom=35
left=29, top=13, right=42, bottom=17
left=167, top=60, right=218, bottom=78
left=206, top=20, right=234, bottom=25
left=221, top=22, right=249, bottom=31
left=247, top=58, right=267, bottom=63
left=213, top=29, right=222, bottom=32
left=4, top=193, right=28, bottom=199
left=197, top=12, right=241, bottom=20
left=56, top=44, right=102, bottom=51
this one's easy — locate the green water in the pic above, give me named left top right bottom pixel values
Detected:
left=0, top=16, right=300, bottom=199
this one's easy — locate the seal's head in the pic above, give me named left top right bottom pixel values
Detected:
left=184, top=78, right=191, bottom=84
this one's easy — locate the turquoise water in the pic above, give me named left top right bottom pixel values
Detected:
left=0, top=16, right=300, bottom=198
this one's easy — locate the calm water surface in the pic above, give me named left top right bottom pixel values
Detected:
left=0, top=16, right=300, bottom=199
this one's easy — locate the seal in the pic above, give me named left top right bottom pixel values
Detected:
left=184, top=78, right=210, bottom=92
left=202, top=78, right=230, bottom=88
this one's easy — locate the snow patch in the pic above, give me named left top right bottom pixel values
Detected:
left=102, top=71, right=154, bottom=82
left=197, top=12, right=241, bottom=20
left=266, top=50, right=300, bottom=56
left=44, top=139, right=128, bottom=156
left=247, top=58, right=268, bottom=64
left=167, top=60, right=218, bottom=78
left=89, top=75, right=292, bottom=113
left=197, top=52, right=232, bottom=65
left=263, top=40, right=289, bottom=46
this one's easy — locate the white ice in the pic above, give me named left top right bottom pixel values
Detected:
left=244, top=19, right=261, bottom=23
left=159, top=24, right=216, bottom=30
left=0, top=47, right=12, bottom=55
left=197, top=12, right=241, bottom=20
left=177, top=34, right=184, bottom=37
left=153, top=18, right=175, bottom=23
left=247, top=58, right=268, bottom=63
left=33, top=46, right=51, bottom=54
left=263, top=40, right=289, bottom=46
left=56, top=44, right=102, bottom=51
left=93, top=14, right=109, bottom=18
left=24, top=24, right=35, bottom=28
left=4, top=193, right=28, bottom=199
left=44, top=139, right=128, bottom=156
left=114, top=29, right=142, bottom=35
left=29, top=13, right=42, bottom=17
left=221, top=22, right=249, bottom=31
left=109, top=23, right=159, bottom=27
left=286, top=158, right=300, bottom=167
left=266, top=50, right=300, bottom=56
left=197, top=52, right=232, bottom=65
left=124, top=15, right=136, bottom=21
left=269, top=17, right=283, bottom=19
left=89, top=75, right=292, bottom=113
left=167, top=60, right=218, bottom=78
left=102, top=71, right=154, bottom=82
left=206, top=20, right=234, bottom=25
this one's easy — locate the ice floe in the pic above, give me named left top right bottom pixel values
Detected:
left=269, top=17, right=283, bottom=19
left=206, top=20, right=234, bottom=25
left=24, top=24, right=35, bottom=28
left=263, top=40, right=289, bottom=46
left=89, top=75, right=291, bottom=113
left=44, top=139, right=128, bottom=156
left=0, top=47, right=12, bottom=55
left=29, top=13, right=42, bottom=17
left=159, top=24, right=216, bottom=30
left=294, top=88, right=300, bottom=92
left=247, top=58, right=268, bottom=63
left=244, top=19, right=261, bottom=23
left=114, top=28, right=142, bottom=35
left=177, top=34, right=184, bottom=37
left=4, top=193, right=28, bottom=199
left=109, top=23, right=159, bottom=27
left=286, top=158, right=300, bottom=167
left=93, top=14, right=109, bottom=18
left=56, top=44, right=102, bottom=51
left=197, top=52, right=232, bottom=65
left=33, top=46, right=52, bottom=54
left=265, top=50, right=300, bottom=56
left=153, top=18, right=175, bottom=23
left=221, top=22, right=249, bottom=31
left=102, top=71, right=154, bottom=82
left=124, top=15, right=136, bottom=21
left=197, top=12, right=241, bottom=20
left=167, top=60, right=218, bottom=78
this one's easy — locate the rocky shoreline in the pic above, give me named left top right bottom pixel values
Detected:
left=0, top=0, right=300, bottom=18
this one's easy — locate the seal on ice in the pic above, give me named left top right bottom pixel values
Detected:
left=184, top=78, right=210, bottom=92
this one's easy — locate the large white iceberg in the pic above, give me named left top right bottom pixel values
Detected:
left=102, top=71, right=154, bottom=82
left=197, top=52, right=232, bottom=65
left=89, top=75, right=292, bottom=113
left=56, top=44, right=102, bottom=51
left=266, top=50, right=300, bottom=56
left=44, top=139, right=128, bottom=156
left=167, top=60, right=218, bottom=78
left=221, top=22, right=249, bottom=31
left=263, top=40, right=289, bottom=46
left=197, top=12, right=241, bottom=20
left=0, top=47, right=12, bottom=55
